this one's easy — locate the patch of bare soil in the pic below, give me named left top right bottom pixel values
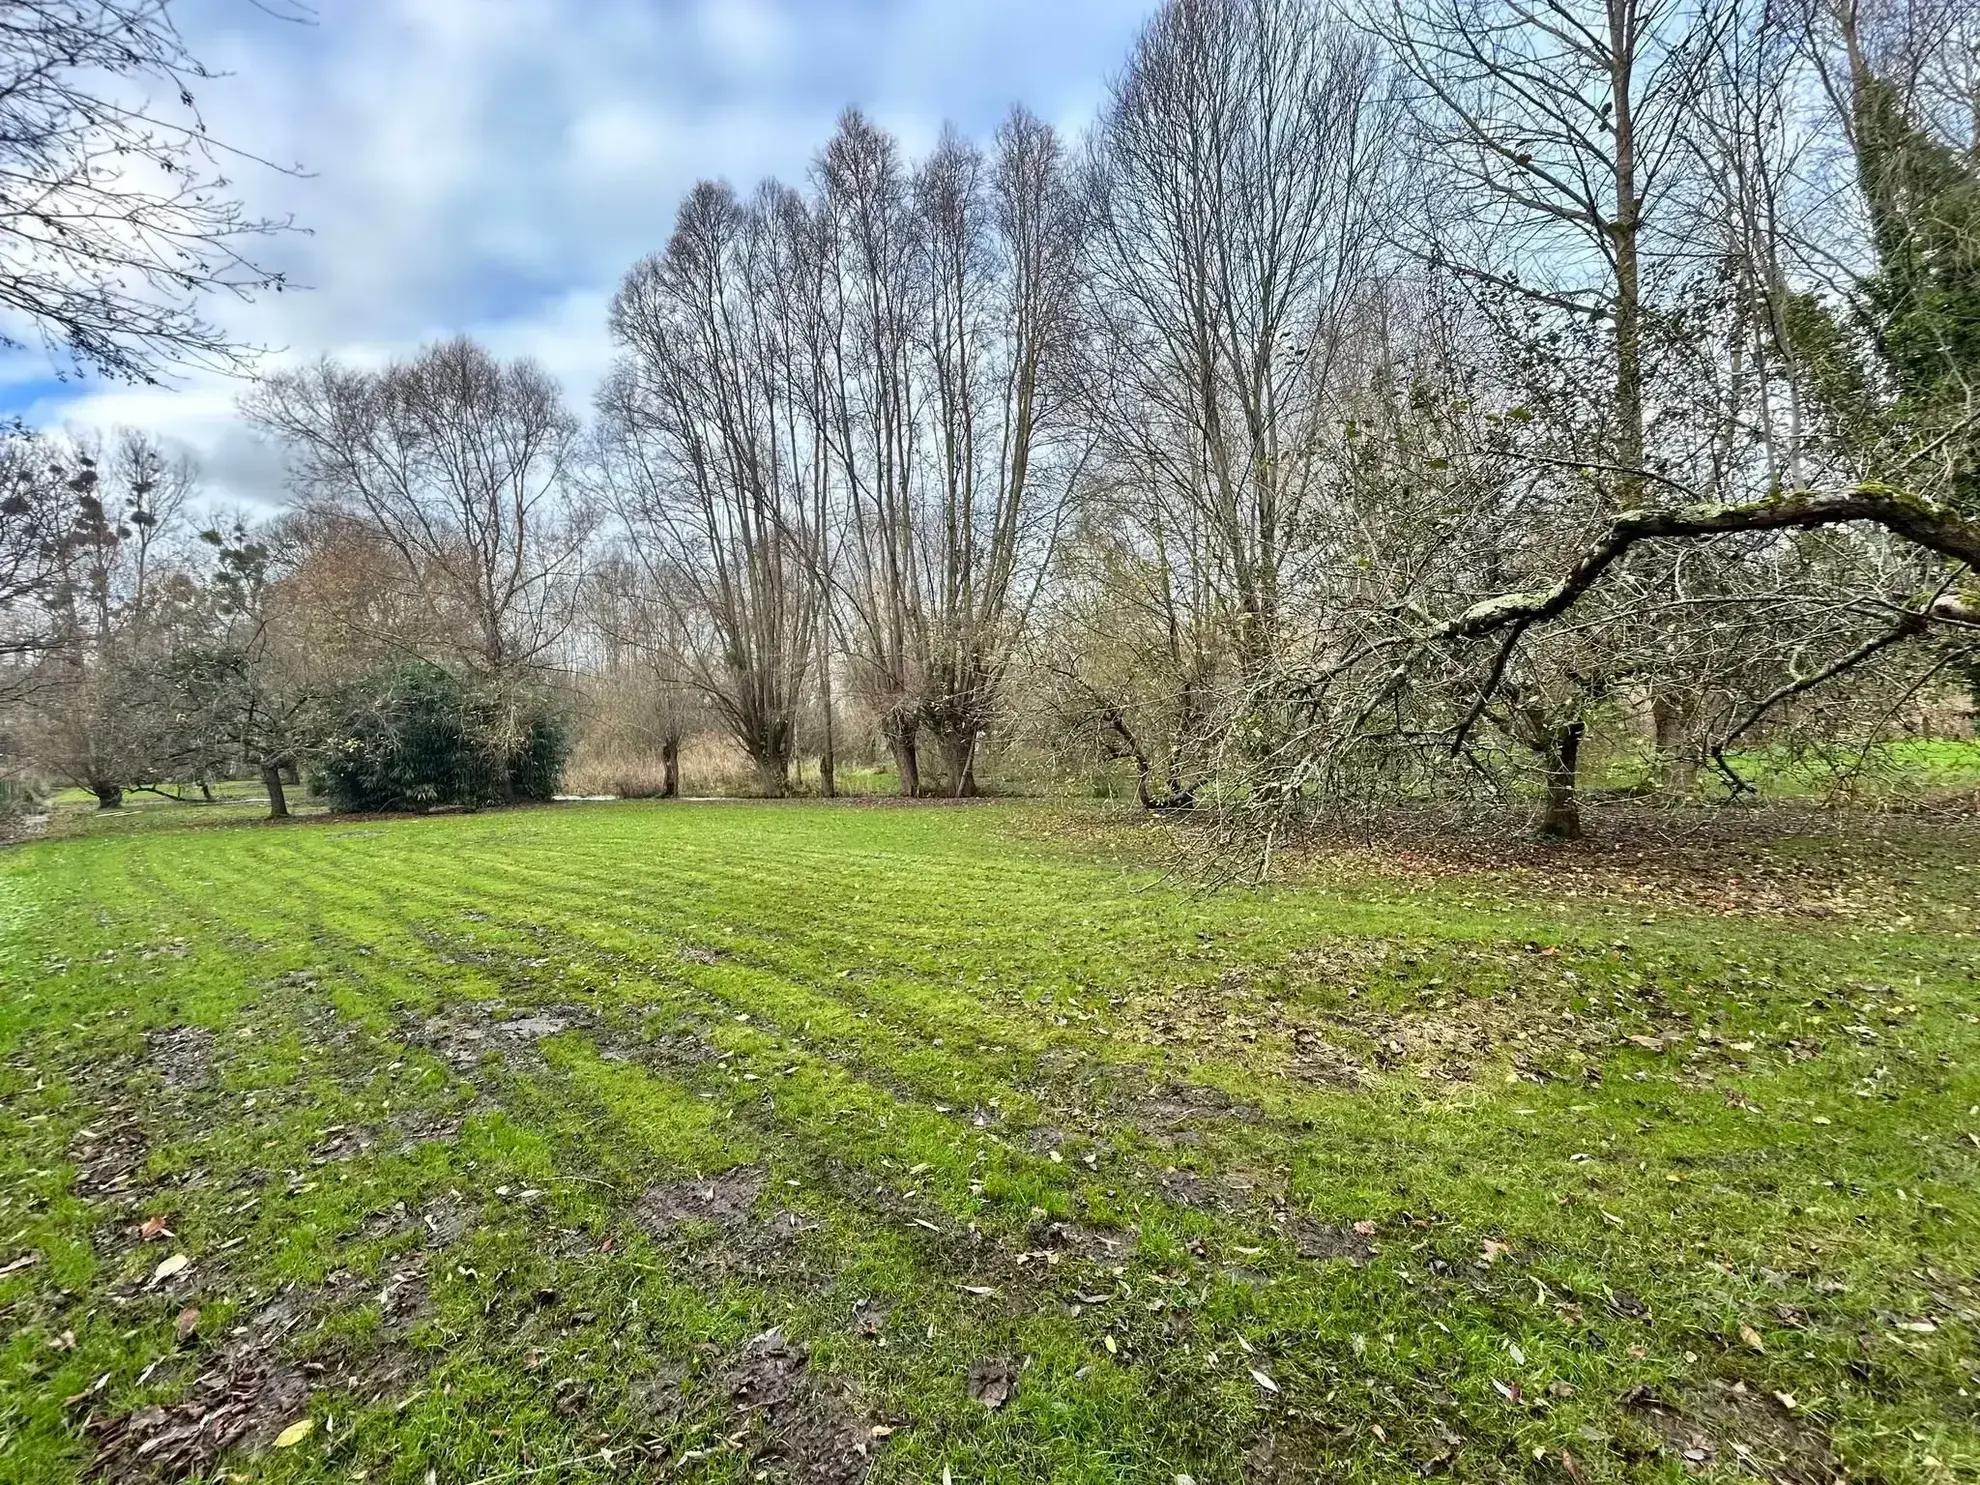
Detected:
left=1141, top=947, right=1698, bottom=1089
left=1021, top=1218, right=1133, bottom=1268
left=320, top=1342, right=424, bottom=1407
left=85, top=1364, right=309, bottom=1479
left=638, top=1166, right=769, bottom=1233
left=146, top=1027, right=215, bottom=1091
left=1284, top=1216, right=1376, bottom=1265
left=598, top=1028, right=724, bottom=1074
left=376, top=1258, right=431, bottom=1333
left=848, top=1296, right=890, bottom=1339
left=306, top=1124, right=376, bottom=1163
left=1143, top=1162, right=1288, bottom=1217
left=1626, top=1380, right=1842, bottom=1484
left=389, top=1107, right=466, bottom=1151
left=635, top=1167, right=818, bottom=1279
left=232, top=1285, right=315, bottom=1355
left=419, top=1191, right=473, bottom=1248
left=70, top=1115, right=150, bottom=1202
left=710, top=1327, right=887, bottom=1484
left=413, top=1004, right=589, bottom=1071
left=1341, top=994, right=1618, bottom=1084
left=1120, top=1081, right=1266, bottom=1142
left=966, top=1355, right=1019, bottom=1409
left=85, top=1270, right=432, bottom=1479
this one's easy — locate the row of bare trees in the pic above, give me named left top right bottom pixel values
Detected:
left=0, top=336, right=602, bottom=814
left=592, top=106, right=1090, bottom=797
left=1034, top=0, right=1980, bottom=840
left=4, top=0, right=1975, bottom=837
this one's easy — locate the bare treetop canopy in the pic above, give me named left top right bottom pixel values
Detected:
left=0, top=0, right=299, bottom=383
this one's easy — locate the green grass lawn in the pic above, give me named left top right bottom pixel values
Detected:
left=1729, top=740, right=1980, bottom=803
left=1, top=802, right=1975, bottom=1483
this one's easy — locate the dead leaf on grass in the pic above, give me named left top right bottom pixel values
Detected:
left=966, top=1357, right=1017, bottom=1410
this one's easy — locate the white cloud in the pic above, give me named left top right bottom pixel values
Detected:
left=16, top=0, right=1160, bottom=509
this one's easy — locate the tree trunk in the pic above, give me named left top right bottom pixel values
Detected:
left=281, top=758, right=301, bottom=785
left=1537, top=721, right=1585, bottom=841
left=817, top=629, right=837, bottom=801
left=1651, top=691, right=1695, bottom=795
left=754, top=754, right=788, bottom=799
left=885, top=717, right=921, bottom=798
left=936, top=731, right=978, bottom=798
left=661, top=736, right=680, bottom=799
left=197, top=777, right=215, bottom=802
left=93, top=784, right=123, bottom=810
left=261, top=762, right=290, bottom=820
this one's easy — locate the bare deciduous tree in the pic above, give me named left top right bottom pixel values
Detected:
left=0, top=0, right=301, bottom=382
left=1085, top=0, right=1396, bottom=680
left=600, top=184, right=825, bottom=797
left=246, top=339, right=592, bottom=681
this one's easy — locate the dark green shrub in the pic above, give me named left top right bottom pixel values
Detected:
left=507, top=708, right=568, bottom=802
left=315, top=663, right=567, bottom=813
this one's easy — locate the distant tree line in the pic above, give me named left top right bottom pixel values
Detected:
left=1, top=0, right=1976, bottom=839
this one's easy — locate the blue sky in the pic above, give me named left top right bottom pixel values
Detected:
left=9, top=0, right=1158, bottom=507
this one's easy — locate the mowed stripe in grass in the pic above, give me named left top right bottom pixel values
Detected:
left=1, top=801, right=1976, bottom=1484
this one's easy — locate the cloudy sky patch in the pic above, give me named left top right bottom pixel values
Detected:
left=10, top=0, right=1156, bottom=506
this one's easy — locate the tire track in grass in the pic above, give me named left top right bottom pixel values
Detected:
left=274, top=847, right=1313, bottom=1250
left=144, top=825, right=1432, bottom=1316
left=514, top=1036, right=1240, bottom=1484
left=150, top=839, right=1235, bottom=1485
left=339, top=838, right=1262, bottom=1124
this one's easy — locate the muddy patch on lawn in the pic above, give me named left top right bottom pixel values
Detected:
left=598, top=1028, right=725, bottom=1075
left=1021, top=1218, right=1134, bottom=1268
left=635, top=1166, right=819, bottom=1280
left=639, top=1166, right=769, bottom=1233
left=1107, top=1078, right=1273, bottom=1145
left=1627, top=1380, right=1841, bottom=1484
left=306, top=1124, right=377, bottom=1163
left=70, top=1116, right=150, bottom=1202
left=412, top=1003, right=590, bottom=1071
left=1130, top=940, right=1702, bottom=1090
left=1277, top=984, right=1698, bottom=1088
left=1145, top=1163, right=1284, bottom=1216
left=419, top=1191, right=473, bottom=1248
left=376, top=1258, right=432, bottom=1333
left=1283, top=1216, right=1375, bottom=1265
left=86, top=1276, right=432, bottom=1479
left=85, top=1363, right=310, bottom=1479
left=147, top=1027, right=215, bottom=1091
left=389, top=1106, right=468, bottom=1151
left=706, top=1327, right=887, bottom=1484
